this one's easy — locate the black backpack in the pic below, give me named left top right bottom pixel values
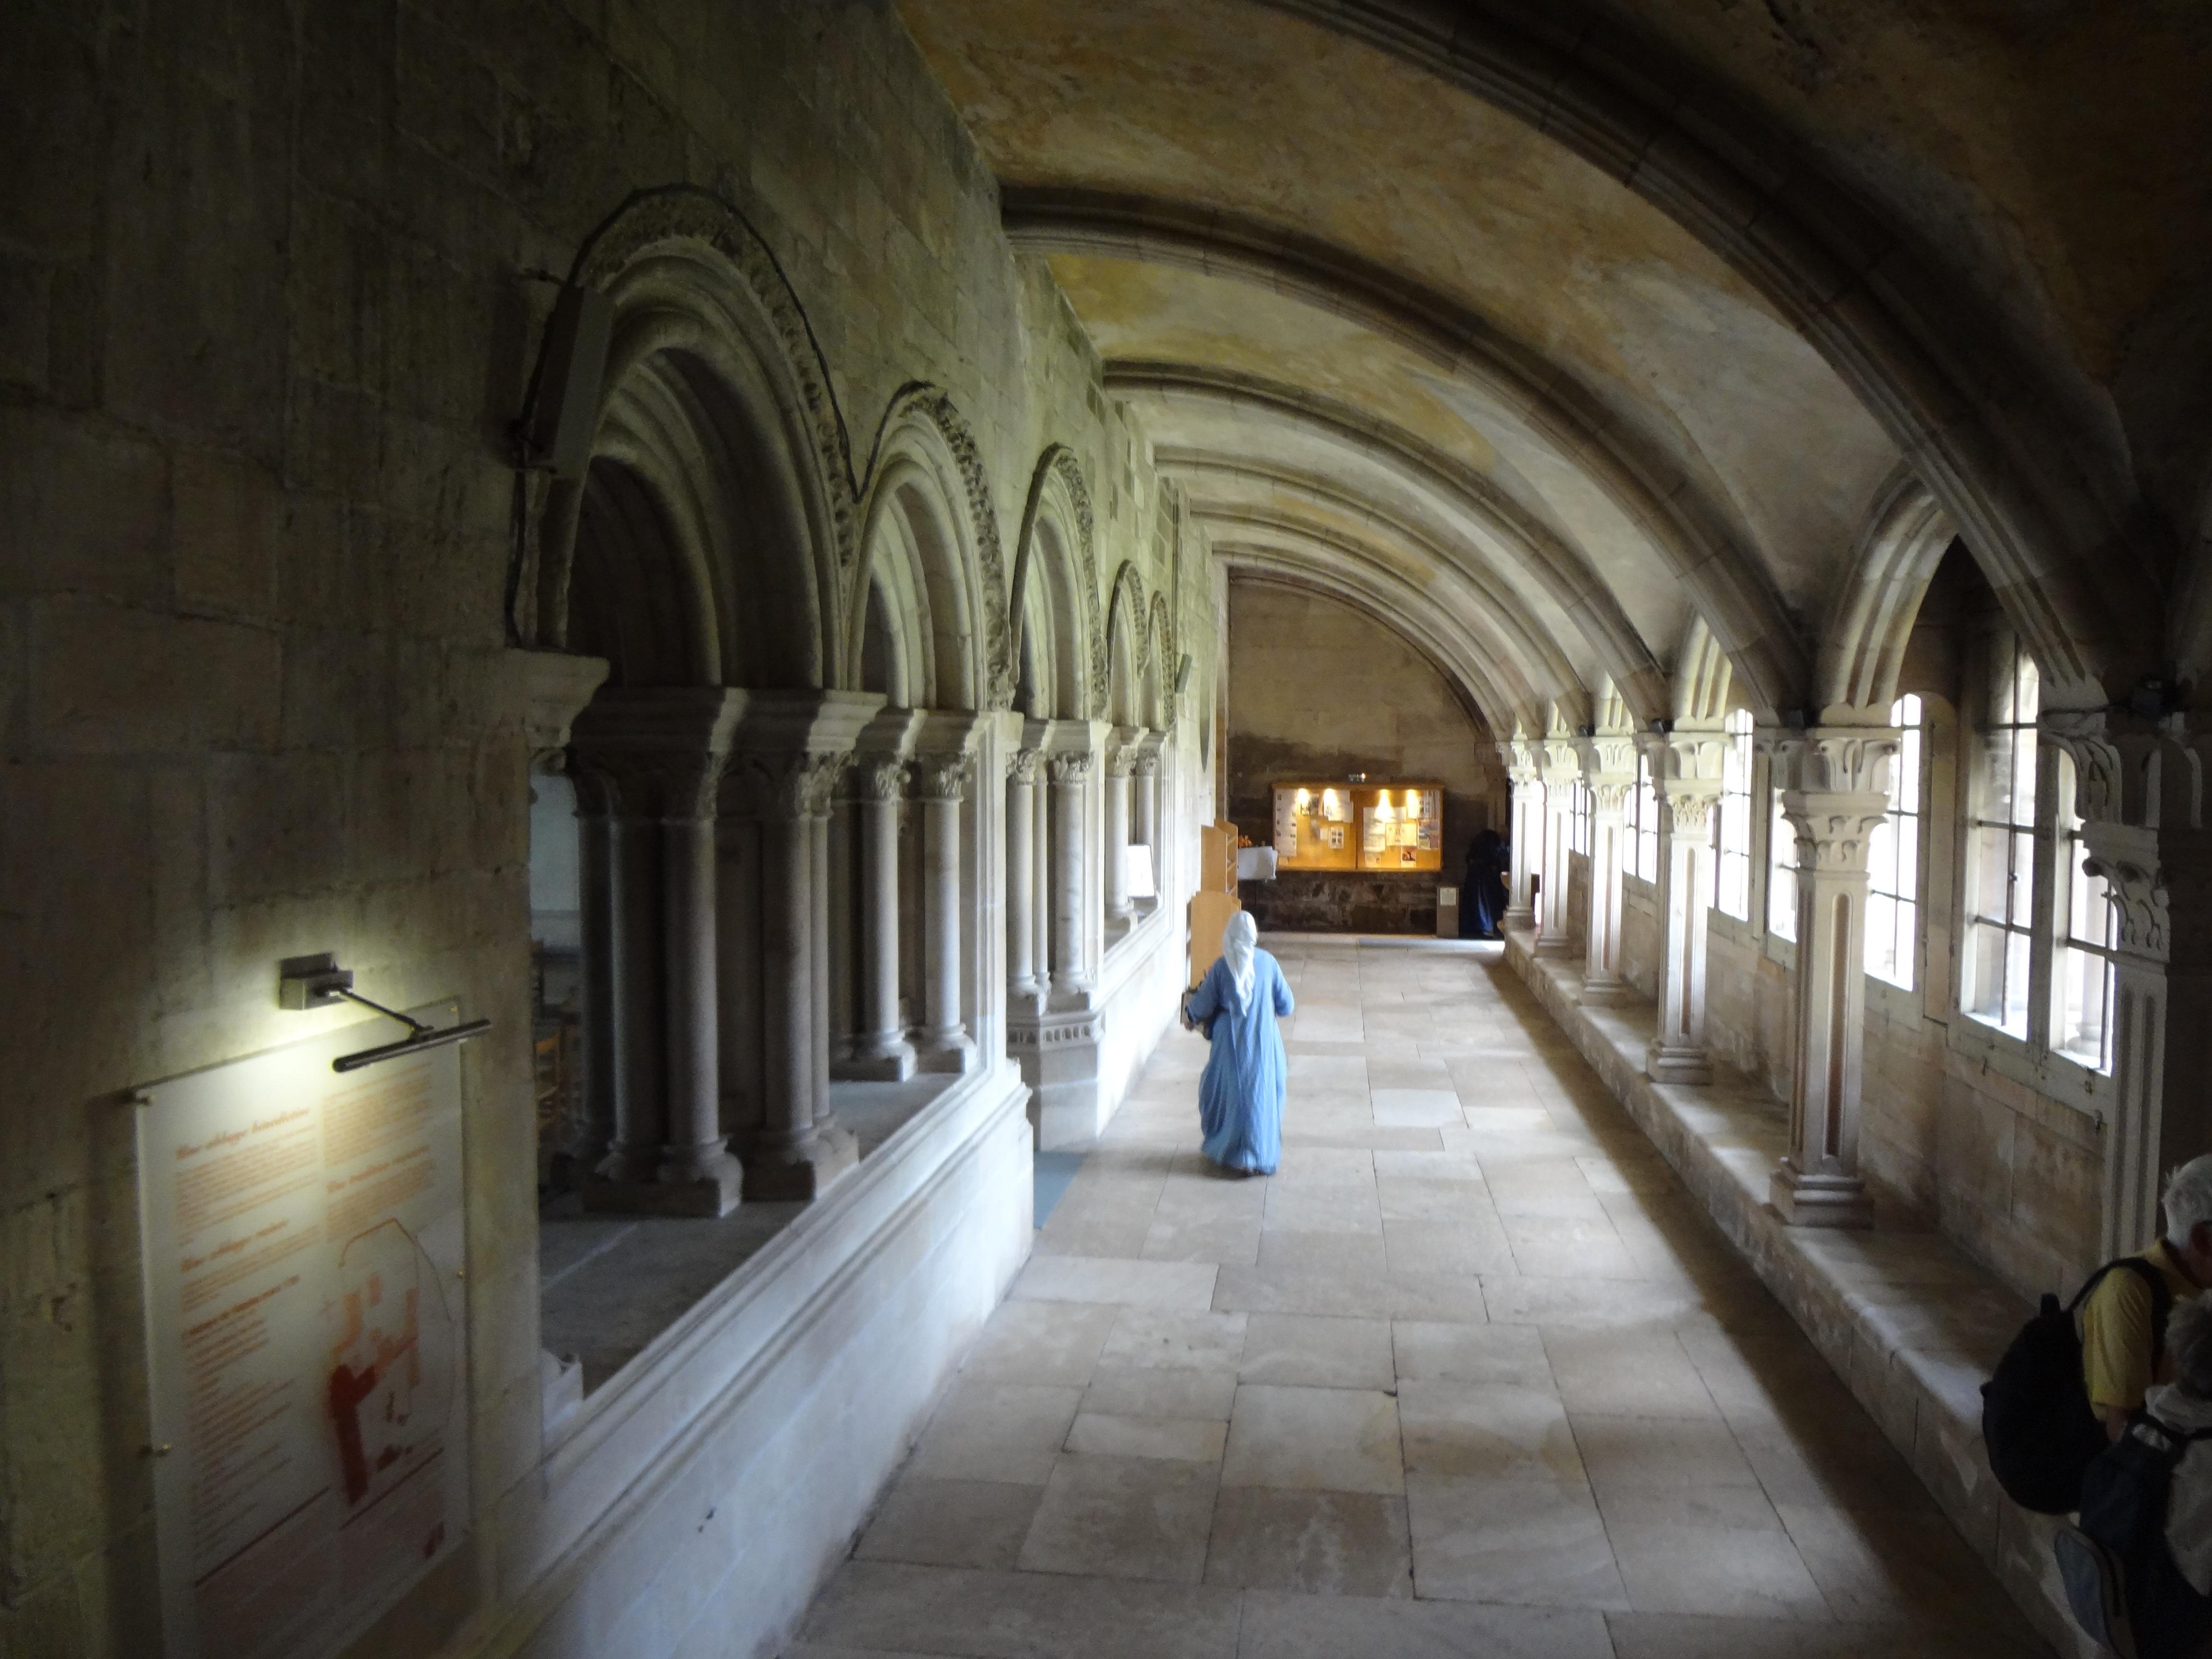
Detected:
left=2054, top=1409, right=2212, bottom=1659
left=1983, top=1258, right=2173, bottom=1515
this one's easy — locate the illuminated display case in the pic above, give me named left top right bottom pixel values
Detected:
left=1272, top=782, right=1443, bottom=872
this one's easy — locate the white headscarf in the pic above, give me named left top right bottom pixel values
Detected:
left=1222, top=910, right=1258, bottom=1004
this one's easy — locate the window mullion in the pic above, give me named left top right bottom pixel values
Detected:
left=2024, top=740, right=2061, bottom=1055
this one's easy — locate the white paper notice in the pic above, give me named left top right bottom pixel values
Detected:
left=138, top=1006, right=469, bottom=1659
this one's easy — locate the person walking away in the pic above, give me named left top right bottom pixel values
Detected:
left=1461, top=828, right=1509, bottom=940
left=2085, top=1155, right=2212, bottom=1442
left=1184, top=911, right=1294, bottom=1176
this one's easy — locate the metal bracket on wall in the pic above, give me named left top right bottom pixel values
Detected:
left=277, top=953, right=492, bottom=1074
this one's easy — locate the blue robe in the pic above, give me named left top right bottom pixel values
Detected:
left=1187, top=950, right=1295, bottom=1174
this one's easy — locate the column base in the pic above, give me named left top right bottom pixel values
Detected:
left=915, top=1029, right=978, bottom=1074
left=1769, top=1158, right=1874, bottom=1229
left=582, top=1159, right=743, bottom=1218
left=1580, top=974, right=1631, bottom=1007
left=1502, top=905, right=1534, bottom=928
left=833, top=1039, right=916, bottom=1082
left=745, top=1122, right=860, bottom=1202
left=1533, top=933, right=1575, bottom=958
left=1646, top=1040, right=1712, bottom=1086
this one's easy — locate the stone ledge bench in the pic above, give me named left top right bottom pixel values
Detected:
left=1503, top=926, right=2094, bottom=1659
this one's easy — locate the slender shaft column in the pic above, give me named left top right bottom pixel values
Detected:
left=1577, top=737, right=1637, bottom=1005
left=1500, top=743, right=1538, bottom=927
left=1132, top=751, right=1160, bottom=852
left=1650, top=786, right=1720, bottom=1084
left=1534, top=743, right=1577, bottom=956
left=570, top=688, right=746, bottom=1215
left=1769, top=728, right=1897, bottom=1228
left=569, top=767, right=623, bottom=1174
left=809, top=804, right=834, bottom=1123
left=1006, top=750, right=1044, bottom=1002
left=1104, top=743, right=1136, bottom=922
left=1032, top=761, right=1052, bottom=986
left=657, top=790, right=741, bottom=1206
left=744, top=753, right=858, bottom=1201
left=915, top=755, right=977, bottom=1071
left=839, top=760, right=915, bottom=1080
left=1049, top=750, right=1096, bottom=998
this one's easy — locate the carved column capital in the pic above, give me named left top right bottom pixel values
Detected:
left=848, top=758, right=908, bottom=803
left=1660, top=784, right=1722, bottom=841
left=1106, top=747, right=1140, bottom=779
left=913, top=755, right=972, bottom=801
left=1007, top=748, right=1045, bottom=785
left=567, top=744, right=728, bottom=820
left=1047, top=751, right=1095, bottom=785
left=1767, top=726, right=1899, bottom=796
left=742, top=752, right=846, bottom=821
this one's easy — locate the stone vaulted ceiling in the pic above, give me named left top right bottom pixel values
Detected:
left=898, top=0, right=2212, bottom=727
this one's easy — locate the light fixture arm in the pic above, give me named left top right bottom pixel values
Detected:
left=277, top=953, right=493, bottom=1073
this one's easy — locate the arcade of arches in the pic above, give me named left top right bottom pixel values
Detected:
left=8, top=3, right=2212, bottom=1657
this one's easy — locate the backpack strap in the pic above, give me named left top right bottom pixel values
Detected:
left=2071, top=1257, right=2178, bottom=1370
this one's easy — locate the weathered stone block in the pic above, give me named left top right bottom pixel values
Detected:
left=0, top=409, right=168, bottom=605
left=31, top=601, right=279, bottom=754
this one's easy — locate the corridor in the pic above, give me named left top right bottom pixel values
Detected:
left=788, top=938, right=2039, bottom=1658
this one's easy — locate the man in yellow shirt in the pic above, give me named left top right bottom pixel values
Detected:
left=2084, top=1154, right=2212, bottom=1439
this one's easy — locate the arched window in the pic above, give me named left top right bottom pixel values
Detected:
left=1768, top=780, right=1800, bottom=942
left=1630, top=751, right=1659, bottom=883
left=1716, top=709, right=1755, bottom=920
left=1963, top=635, right=2038, bottom=1037
left=2052, top=751, right=2117, bottom=1072
left=1866, top=694, right=1924, bottom=990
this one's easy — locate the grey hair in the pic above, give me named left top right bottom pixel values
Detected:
left=2164, top=1154, right=2212, bottom=1244
left=2170, top=1293, right=2212, bottom=1397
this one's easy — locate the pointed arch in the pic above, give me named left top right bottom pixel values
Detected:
left=1816, top=469, right=1957, bottom=718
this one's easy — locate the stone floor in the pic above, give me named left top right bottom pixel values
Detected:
left=788, top=938, right=2047, bottom=1658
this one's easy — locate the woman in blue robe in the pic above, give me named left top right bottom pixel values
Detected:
left=1184, top=911, right=1295, bottom=1175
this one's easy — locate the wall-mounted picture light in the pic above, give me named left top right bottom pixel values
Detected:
left=279, top=954, right=492, bottom=1073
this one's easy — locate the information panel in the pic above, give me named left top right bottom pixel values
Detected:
left=138, top=1007, right=470, bottom=1659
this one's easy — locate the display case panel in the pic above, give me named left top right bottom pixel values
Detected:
left=1272, top=782, right=1442, bottom=872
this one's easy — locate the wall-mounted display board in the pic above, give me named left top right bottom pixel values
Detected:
left=136, top=1004, right=469, bottom=1659
left=1274, top=783, right=1443, bottom=872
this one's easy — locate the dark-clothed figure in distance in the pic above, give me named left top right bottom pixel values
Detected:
left=1185, top=911, right=1294, bottom=1176
left=1462, top=828, right=1509, bottom=939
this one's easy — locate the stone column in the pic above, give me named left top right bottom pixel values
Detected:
left=914, top=754, right=978, bottom=1071
left=1577, top=736, right=1637, bottom=1006
left=1032, top=761, right=1053, bottom=993
left=1132, top=745, right=1161, bottom=902
left=2044, top=713, right=2212, bottom=1255
left=1049, top=749, right=1096, bottom=998
left=1104, top=739, right=1137, bottom=923
left=570, top=688, right=746, bottom=1216
left=1768, top=727, right=1898, bottom=1228
left=1534, top=741, right=1578, bottom=956
left=1006, top=749, right=1044, bottom=1003
left=1648, top=733, right=1726, bottom=1084
left=841, top=759, right=915, bottom=1080
left=567, top=764, right=625, bottom=1177
left=1500, top=742, right=1539, bottom=927
left=744, top=752, right=859, bottom=1200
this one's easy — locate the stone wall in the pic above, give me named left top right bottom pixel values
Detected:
left=1240, top=870, right=1440, bottom=936
left=1225, top=581, right=1498, bottom=876
left=0, top=2, right=1210, bottom=1653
